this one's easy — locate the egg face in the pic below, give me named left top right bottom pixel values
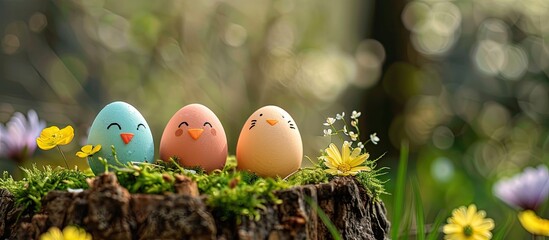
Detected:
left=87, top=101, right=154, bottom=175
left=159, top=104, right=228, bottom=172
left=236, top=105, right=303, bottom=178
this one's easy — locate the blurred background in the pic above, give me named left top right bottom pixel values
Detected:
left=1, top=0, right=548, bottom=238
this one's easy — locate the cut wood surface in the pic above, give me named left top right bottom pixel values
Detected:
left=0, top=173, right=390, bottom=240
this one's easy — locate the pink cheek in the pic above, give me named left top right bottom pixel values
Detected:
left=175, top=129, right=183, bottom=137
left=211, top=128, right=217, bottom=136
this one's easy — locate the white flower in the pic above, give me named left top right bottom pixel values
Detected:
left=336, top=112, right=345, bottom=120
left=323, top=117, right=336, bottom=126
left=370, top=133, right=380, bottom=145
left=343, top=125, right=348, bottom=134
left=349, top=131, right=358, bottom=141
left=351, top=120, right=357, bottom=127
left=323, top=129, right=333, bottom=136
left=357, top=142, right=364, bottom=149
left=351, top=111, right=361, bottom=119
left=343, top=140, right=351, bottom=146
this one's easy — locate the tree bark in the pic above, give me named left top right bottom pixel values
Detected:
left=0, top=174, right=390, bottom=239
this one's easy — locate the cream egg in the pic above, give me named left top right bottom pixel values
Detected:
left=236, top=105, right=303, bottom=178
left=159, top=104, right=228, bottom=172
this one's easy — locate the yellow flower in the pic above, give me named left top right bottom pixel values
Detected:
left=39, top=226, right=92, bottom=240
left=443, top=204, right=494, bottom=240
left=36, top=126, right=74, bottom=150
left=76, top=145, right=101, bottom=158
left=323, top=142, right=371, bottom=176
left=518, top=210, right=549, bottom=236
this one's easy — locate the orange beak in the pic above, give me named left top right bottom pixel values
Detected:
left=188, top=128, right=204, bottom=140
left=266, top=119, right=278, bottom=126
left=120, top=133, right=134, bottom=144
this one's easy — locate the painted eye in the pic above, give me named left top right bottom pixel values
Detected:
left=137, top=123, right=146, bottom=130
left=249, top=119, right=257, bottom=130
left=259, top=113, right=263, bottom=117
left=178, top=121, right=189, bottom=128
left=107, top=123, right=121, bottom=130
left=288, top=120, right=296, bottom=129
left=204, top=122, right=213, bottom=128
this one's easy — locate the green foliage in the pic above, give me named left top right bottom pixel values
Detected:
left=392, top=141, right=409, bottom=239
left=0, top=165, right=89, bottom=212
left=492, top=214, right=514, bottom=240
left=413, top=178, right=425, bottom=240
left=426, top=211, right=446, bottom=240
left=285, top=167, right=329, bottom=186
left=115, top=162, right=179, bottom=194
left=355, top=166, right=388, bottom=201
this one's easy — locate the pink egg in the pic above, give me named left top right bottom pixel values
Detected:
left=159, top=104, right=228, bottom=172
left=236, top=105, right=303, bottom=178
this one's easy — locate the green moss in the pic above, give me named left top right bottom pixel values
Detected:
left=192, top=156, right=288, bottom=221
left=0, top=154, right=387, bottom=221
left=199, top=172, right=288, bottom=222
left=355, top=167, right=388, bottom=201
left=115, top=162, right=179, bottom=194
left=286, top=167, right=329, bottom=186
left=107, top=156, right=288, bottom=221
left=0, top=165, right=90, bottom=212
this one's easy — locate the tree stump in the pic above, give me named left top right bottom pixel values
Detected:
left=0, top=173, right=390, bottom=239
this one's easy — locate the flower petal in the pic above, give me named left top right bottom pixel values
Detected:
left=76, top=151, right=88, bottom=158
left=326, top=143, right=342, bottom=165
left=39, top=227, right=63, bottom=240
left=91, top=145, right=102, bottom=154
left=341, top=143, right=351, bottom=163
left=36, top=126, right=62, bottom=150
left=350, top=166, right=371, bottom=172
left=324, top=157, right=339, bottom=169
left=349, top=153, right=369, bottom=167
left=57, top=126, right=74, bottom=145
left=519, top=210, right=549, bottom=236
left=63, top=226, right=92, bottom=240
left=41, top=126, right=60, bottom=135
left=442, top=223, right=462, bottom=234
left=36, top=138, right=55, bottom=150
left=81, top=145, right=93, bottom=153
left=350, top=147, right=361, bottom=158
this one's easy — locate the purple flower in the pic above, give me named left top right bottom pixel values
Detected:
left=0, top=110, right=45, bottom=162
left=493, top=165, right=549, bottom=210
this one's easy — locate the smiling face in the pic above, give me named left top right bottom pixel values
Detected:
left=87, top=101, right=154, bottom=175
left=246, top=106, right=298, bottom=132
left=236, top=105, right=303, bottom=178
left=159, top=104, right=228, bottom=172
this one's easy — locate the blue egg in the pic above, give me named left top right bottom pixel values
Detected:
left=87, top=101, right=154, bottom=175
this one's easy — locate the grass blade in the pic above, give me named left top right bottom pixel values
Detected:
left=392, top=140, right=409, bottom=239
left=492, top=213, right=514, bottom=240
left=426, top=210, right=446, bottom=240
left=412, top=177, right=425, bottom=240
left=304, top=196, right=342, bottom=240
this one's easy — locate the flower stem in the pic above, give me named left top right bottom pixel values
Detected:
left=56, top=146, right=69, bottom=169
left=329, top=123, right=344, bottom=142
